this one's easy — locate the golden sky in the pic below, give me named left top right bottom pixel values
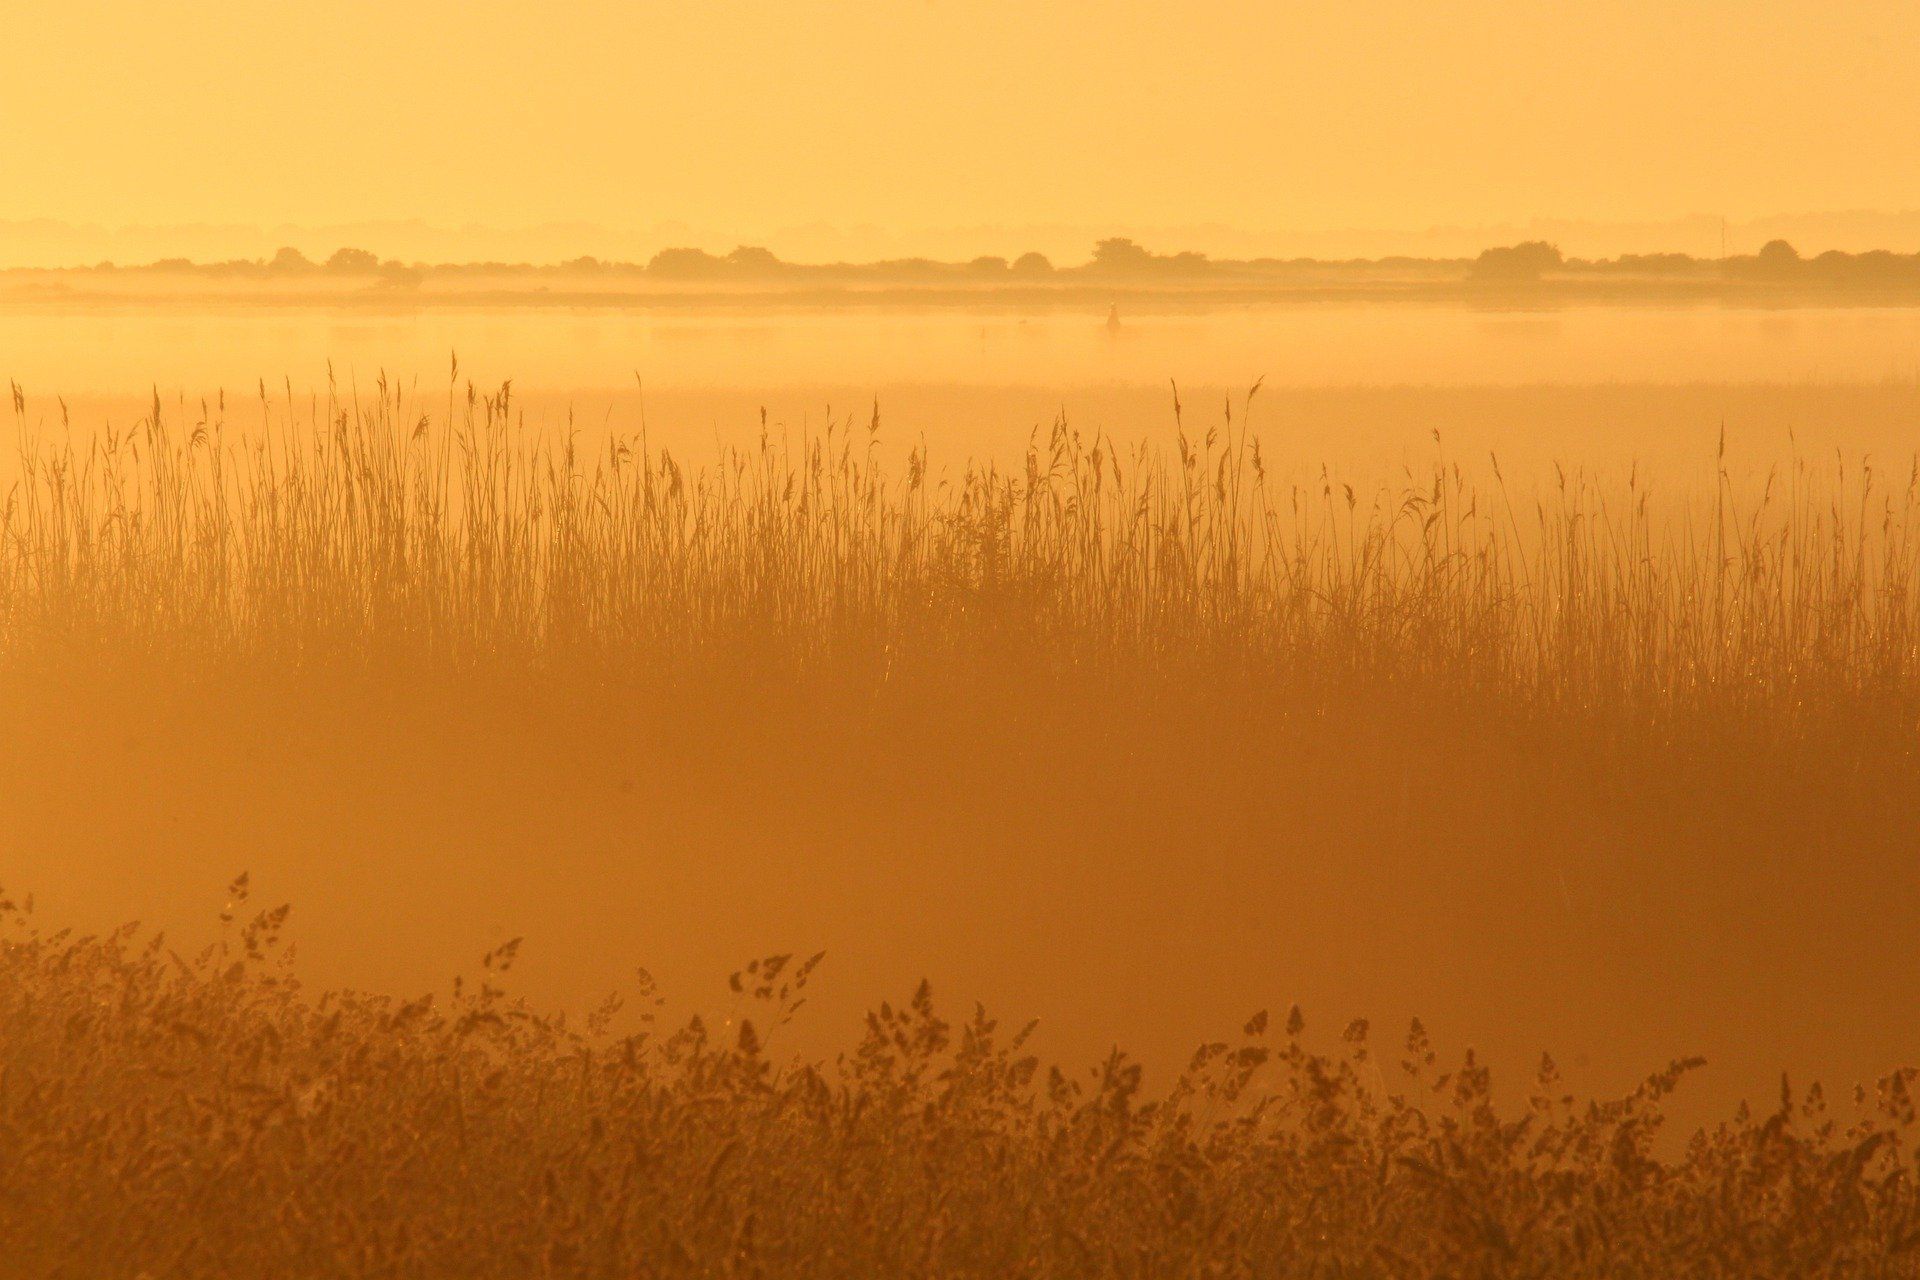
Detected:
left=6, top=1, right=1917, bottom=256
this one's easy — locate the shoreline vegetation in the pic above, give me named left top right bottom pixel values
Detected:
left=13, top=237, right=1920, bottom=309
left=4, top=881, right=1920, bottom=1277
left=4, top=375, right=1920, bottom=1276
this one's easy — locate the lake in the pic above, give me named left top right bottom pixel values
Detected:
left=5, top=298, right=1920, bottom=486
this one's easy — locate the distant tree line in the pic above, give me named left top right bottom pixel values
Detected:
left=37, top=237, right=1920, bottom=289
left=1466, top=237, right=1920, bottom=284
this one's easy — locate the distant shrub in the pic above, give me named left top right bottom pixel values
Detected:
left=647, top=246, right=727, bottom=278
left=267, top=246, right=317, bottom=274
left=325, top=246, right=381, bottom=273
left=1471, top=241, right=1564, bottom=280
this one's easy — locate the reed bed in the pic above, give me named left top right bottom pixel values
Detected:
left=3, top=884, right=1918, bottom=1278
left=1, top=372, right=1916, bottom=758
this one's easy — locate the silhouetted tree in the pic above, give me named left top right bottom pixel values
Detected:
left=325, top=247, right=380, bottom=273
left=648, top=247, right=726, bottom=278
left=268, top=246, right=316, bottom=273
left=1091, top=238, right=1155, bottom=271
left=1471, top=241, right=1563, bottom=281
left=968, top=255, right=1010, bottom=275
left=1011, top=251, right=1053, bottom=276
left=726, top=246, right=782, bottom=274
left=376, top=260, right=423, bottom=286
left=1754, top=239, right=1804, bottom=275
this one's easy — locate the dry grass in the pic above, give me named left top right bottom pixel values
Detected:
left=3, top=883, right=1919, bottom=1278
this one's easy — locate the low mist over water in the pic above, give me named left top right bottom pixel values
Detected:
left=10, top=296, right=1920, bottom=482
left=13, top=295, right=1920, bottom=391
left=14, top=0, right=1920, bottom=1271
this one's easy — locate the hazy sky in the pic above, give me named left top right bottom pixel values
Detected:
left=6, top=0, right=1918, bottom=256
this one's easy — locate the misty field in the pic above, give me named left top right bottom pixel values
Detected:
left=3, top=373, right=1920, bottom=1273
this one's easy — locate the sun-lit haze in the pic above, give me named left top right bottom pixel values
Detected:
left=10, top=4, right=1920, bottom=1274
left=9, top=0, right=1920, bottom=262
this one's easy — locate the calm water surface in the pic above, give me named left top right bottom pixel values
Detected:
left=8, top=297, right=1920, bottom=389
left=6, top=299, right=1920, bottom=478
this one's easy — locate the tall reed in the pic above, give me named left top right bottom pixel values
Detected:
left=2, top=374, right=1914, bottom=754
